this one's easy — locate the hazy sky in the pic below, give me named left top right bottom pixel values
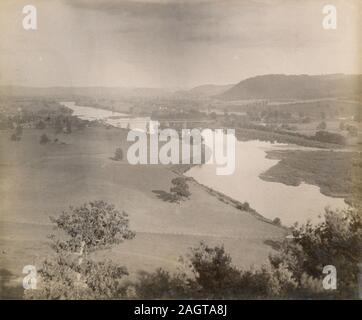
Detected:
left=0, top=0, right=360, bottom=88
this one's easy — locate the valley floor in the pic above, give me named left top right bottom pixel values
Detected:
left=0, top=127, right=286, bottom=297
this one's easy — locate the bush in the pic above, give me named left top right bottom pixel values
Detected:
left=36, top=120, right=46, bottom=129
left=313, top=131, right=346, bottom=145
left=10, top=126, right=23, bottom=141
left=15, top=126, right=23, bottom=136
left=316, top=121, right=327, bottom=130
left=39, top=134, right=50, bottom=144
left=270, top=207, right=362, bottom=298
left=272, top=217, right=282, bottom=226
left=170, top=177, right=191, bottom=201
left=65, top=117, right=72, bottom=134
left=113, top=148, right=123, bottom=161
left=10, top=133, right=20, bottom=141
left=26, top=206, right=361, bottom=299
left=236, top=202, right=250, bottom=211
left=346, top=125, right=358, bottom=137
left=133, top=269, right=188, bottom=299
left=133, top=207, right=361, bottom=299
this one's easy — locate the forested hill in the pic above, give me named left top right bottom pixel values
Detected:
left=217, top=74, right=362, bottom=101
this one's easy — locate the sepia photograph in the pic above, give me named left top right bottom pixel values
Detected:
left=0, top=0, right=361, bottom=305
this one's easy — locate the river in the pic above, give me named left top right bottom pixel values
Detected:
left=61, top=101, right=150, bottom=131
left=185, top=140, right=347, bottom=226
left=63, top=101, right=347, bottom=226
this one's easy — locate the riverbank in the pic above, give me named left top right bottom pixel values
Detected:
left=235, top=127, right=344, bottom=149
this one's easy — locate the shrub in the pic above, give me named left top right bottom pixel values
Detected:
left=133, top=269, right=188, bottom=299
left=170, top=177, right=191, bottom=201
left=36, top=120, right=46, bottom=129
left=346, top=125, right=358, bottom=137
left=26, top=206, right=361, bottom=299
left=113, top=148, right=123, bottom=161
left=269, top=207, right=362, bottom=298
left=10, top=126, right=22, bottom=141
left=272, top=217, right=282, bottom=226
left=15, top=126, right=23, bottom=136
left=40, top=134, right=50, bottom=144
left=237, top=202, right=250, bottom=211
left=65, top=117, right=72, bottom=134
left=316, top=121, right=327, bottom=130
left=10, top=133, right=20, bottom=141
left=313, top=131, right=346, bottom=145
left=133, top=207, right=361, bottom=299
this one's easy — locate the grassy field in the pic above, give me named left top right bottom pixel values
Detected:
left=260, top=149, right=361, bottom=199
left=0, top=126, right=286, bottom=297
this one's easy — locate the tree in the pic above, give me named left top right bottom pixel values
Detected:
left=54, top=117, right=63, bottom=134
left=133, top=207, right=362, bottom=299
left=314, top=131, right=346, bottom=145
left=15, top=125, right=23, bottom=136
left=170, top=177, right=191, bottom=201
left=36, top=120, right=46, bottom=129
left=65, top=117, right=72, bottom=134
left=272, top=217, right=282, bottom=226
left=50, top=201, right=135, bottom=254
left=39, top=134, right=50, bottom=144
left=113, top=148, right=123, bottom=161
left=339, top=121, right=345, bottom=131
left=346, top=125, right=358, bottom=137
left=10, top=125, right=23, bottom=141
left=10, top=133, right=20, bottom=141
left=316, top=121, right=327, bottom=130
left=25, top=201, right=135, bottom=299
left=269, top=207, right=362, bottom=298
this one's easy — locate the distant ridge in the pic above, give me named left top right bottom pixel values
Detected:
left=0, top=86, right=173, bottom=98
left=217, top=74, right=362, bottom=101
left=1, top=74, right=361, bottom=100
left=174, top=84, right=235, bottom=98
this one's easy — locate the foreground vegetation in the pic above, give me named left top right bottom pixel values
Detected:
left=25, top=201, right=361, bottom=299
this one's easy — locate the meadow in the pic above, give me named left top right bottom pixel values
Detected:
left=0, top=126, right=285, bottom=295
